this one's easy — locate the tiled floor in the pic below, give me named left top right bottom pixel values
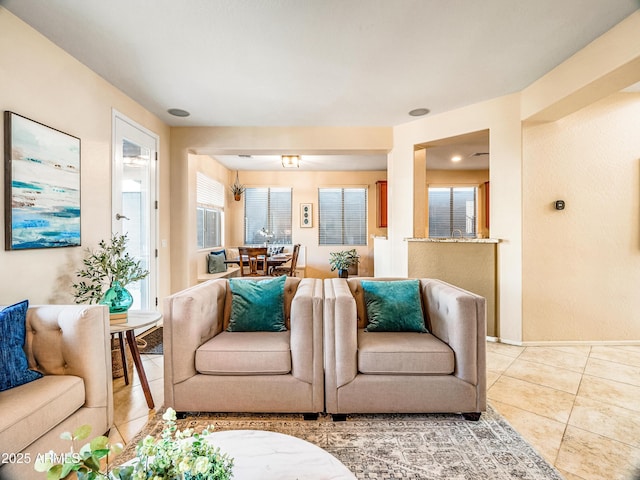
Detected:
left=110, top=343, right=640, bottom=480
left=487, top=342, right=640, bottom=480
left=108, top=353, right=165, bottom=447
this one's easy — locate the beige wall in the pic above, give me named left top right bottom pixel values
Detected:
left=224, top=169, right=387, bottom=280
left=170, top=126, right=392, bottom=292
left=190, top=154, right=232, bottom=281
left=0, top=9, right=171, bottom=306
left=390, top=94, right=524, bottom=342
left=3, top=5, right=640, bottom=345
left=522, top=92, right=640, bottom=341
left=390, top=10, right=640, bottom=344
left=180, top=155, right=387, bottom=286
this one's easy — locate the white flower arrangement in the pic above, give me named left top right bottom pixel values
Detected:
left=35, top=408, right=233, bottom=480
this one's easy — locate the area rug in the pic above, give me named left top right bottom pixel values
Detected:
left=136, top=326, right=163, bottom=354
left=114, top=406, right=563, bottom=479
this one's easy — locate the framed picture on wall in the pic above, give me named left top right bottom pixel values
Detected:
left=4, top=111, right=81, bottom=250
left=300, top=203, right=313, bottom=228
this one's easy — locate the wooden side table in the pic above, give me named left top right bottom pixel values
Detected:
left=110, top=310, right=162, bottom=409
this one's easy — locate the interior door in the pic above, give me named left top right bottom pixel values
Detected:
left=112, top=111, right=158, bottom=310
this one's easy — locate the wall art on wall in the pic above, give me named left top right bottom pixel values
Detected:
left=4, top=111, right=81, bottom=250
left=300, top=203, right=313, bottom=228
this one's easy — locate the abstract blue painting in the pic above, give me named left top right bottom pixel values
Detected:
left=4, top=112, right=81, bottom=250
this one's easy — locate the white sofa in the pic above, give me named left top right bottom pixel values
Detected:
left=0, top=304, right=114, bottom=480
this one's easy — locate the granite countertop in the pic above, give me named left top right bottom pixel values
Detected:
left=405, top=237, right=500, bottom=243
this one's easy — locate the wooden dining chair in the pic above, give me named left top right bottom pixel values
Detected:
left=238, top=246, right=269, bottom=276
left=271, top=244, right=301, bottom=277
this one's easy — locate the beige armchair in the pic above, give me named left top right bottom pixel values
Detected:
left=0, top=304, right=113, bottom=479
left=164, top=277, right=324, bottom=416
left=323, top=278, right=486, bottom=420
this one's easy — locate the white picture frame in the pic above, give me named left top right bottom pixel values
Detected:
left=300, top=203, right=312, bottom=228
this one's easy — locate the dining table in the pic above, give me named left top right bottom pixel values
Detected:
left=224, top=253, right=291, bottom=273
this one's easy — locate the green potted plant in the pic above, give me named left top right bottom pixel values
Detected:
left=329, top=248, right=360, bottom=278
left=35, top=407, right=234, bottom=479
left=72, top=233, right=149, bottom=314
left=230, top=170, right=245, bottom=201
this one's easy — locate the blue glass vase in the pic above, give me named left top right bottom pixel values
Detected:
left=99, top=280, right=133, bottom=314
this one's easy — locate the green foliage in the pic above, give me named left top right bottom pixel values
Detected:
left=34, top=425, right=122, bottom=480
left=230, top=181, right=245, bottom=196
left=329, top=248, right=360, bottom=271
left=230, top=170, right=245, bottom=197
left=72, top=234, right=149, bottom=304
left=35, top=409, right=234, bottom=480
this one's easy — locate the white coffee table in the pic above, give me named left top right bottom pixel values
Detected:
left=205, top=430, right=356, bottom=479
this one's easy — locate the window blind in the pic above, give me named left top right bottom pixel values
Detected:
left=319, top=187, right=367, bottom=245
left=196, top=172, right=224, bottom=207
left=196, top=173, right=224, bottom=248
left=428, top=187, right=477, bottom=238
left=244, top=187, right=292, bottom=244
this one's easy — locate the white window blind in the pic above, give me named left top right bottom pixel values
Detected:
left=244, top=187, right=292, bottom=244
left=197, top=172, right=224, bottom=207
left=318, top=187, right=367, bottom=245
left=196, top=173, right=224, bottom=249
left=428, top=187, right=477, bottom=238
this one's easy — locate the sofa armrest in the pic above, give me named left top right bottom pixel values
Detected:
left=323, top=279, right=358, bottom=397
left=164, top=279, right=227, bottom=390
left=26, top=305, right=113, bottom=416
left=421, top=279, right=486, bottom=388
left=289, top=278, right=323, bottom=385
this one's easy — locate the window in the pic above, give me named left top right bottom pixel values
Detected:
left=196, top=173, right=224, bottom=249
left=318, top=187, right=368, bottom=245
left=428, top=187, right=477, bottom=238
left=244, top=187, right=292, bottom=244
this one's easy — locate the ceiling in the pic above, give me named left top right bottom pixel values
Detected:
left=214, top=154, right=388, bottom=172
left=2, top=0, right=637, bottom=171
left=214, top=128, right=490, bottom=171
left=419, top=130, right=490, bottom=171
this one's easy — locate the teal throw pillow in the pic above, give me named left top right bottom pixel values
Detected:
left=362, top=280, right=427, bottom=333
left=208, top=250, right=227, bottom=274
left=0, top=300, right=43, bottom=391
left=228, top=276, right=287, bottom=332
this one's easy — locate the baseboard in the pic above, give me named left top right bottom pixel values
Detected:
left=489, top=337, right=640, bottom=347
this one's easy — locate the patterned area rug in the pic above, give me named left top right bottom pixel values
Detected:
left=114, top=406, right=563, bottom=479
left=136, top=326, right=163, bottom=354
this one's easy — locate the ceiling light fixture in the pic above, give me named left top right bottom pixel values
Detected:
left=451, top=155, right=462, bottom=162
left=167, top=108, right=190, bottom=117
left=282, top=155, right=300, bottom=168
left=409, top=108, right=430, bottom=117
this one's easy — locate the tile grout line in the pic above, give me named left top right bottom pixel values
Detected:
left=551, top=346, right=591, bottom=473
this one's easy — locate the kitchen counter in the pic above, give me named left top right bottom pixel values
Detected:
left=406, top=238, right=498, bottom=337
left=406, top=237, right=500, bottom=243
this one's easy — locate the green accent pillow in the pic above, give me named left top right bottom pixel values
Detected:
left=362, top=280, right=428, bottom=333
left=228, top=276, right=287, bottom=332
left=208, top=251, right=227, bottom=274
left=0, top=300, right=43, bottom=391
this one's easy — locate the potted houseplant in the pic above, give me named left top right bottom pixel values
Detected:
left=72, top=233, right=149, bottom=314
left=230, top=170, right=245, bottom=201
left=35, top=407, right=234, bottom=479
left=329, top=248, right=360, bottom=278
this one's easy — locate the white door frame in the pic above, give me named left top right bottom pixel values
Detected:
left=111, top=109, right=159, bottom=310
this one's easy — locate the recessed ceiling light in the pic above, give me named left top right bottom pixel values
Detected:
left=167, top=108, right=190, bottom=117
left=409, top=108, right=430, bottom=117
left=451, top=155, right=462, bottom=162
